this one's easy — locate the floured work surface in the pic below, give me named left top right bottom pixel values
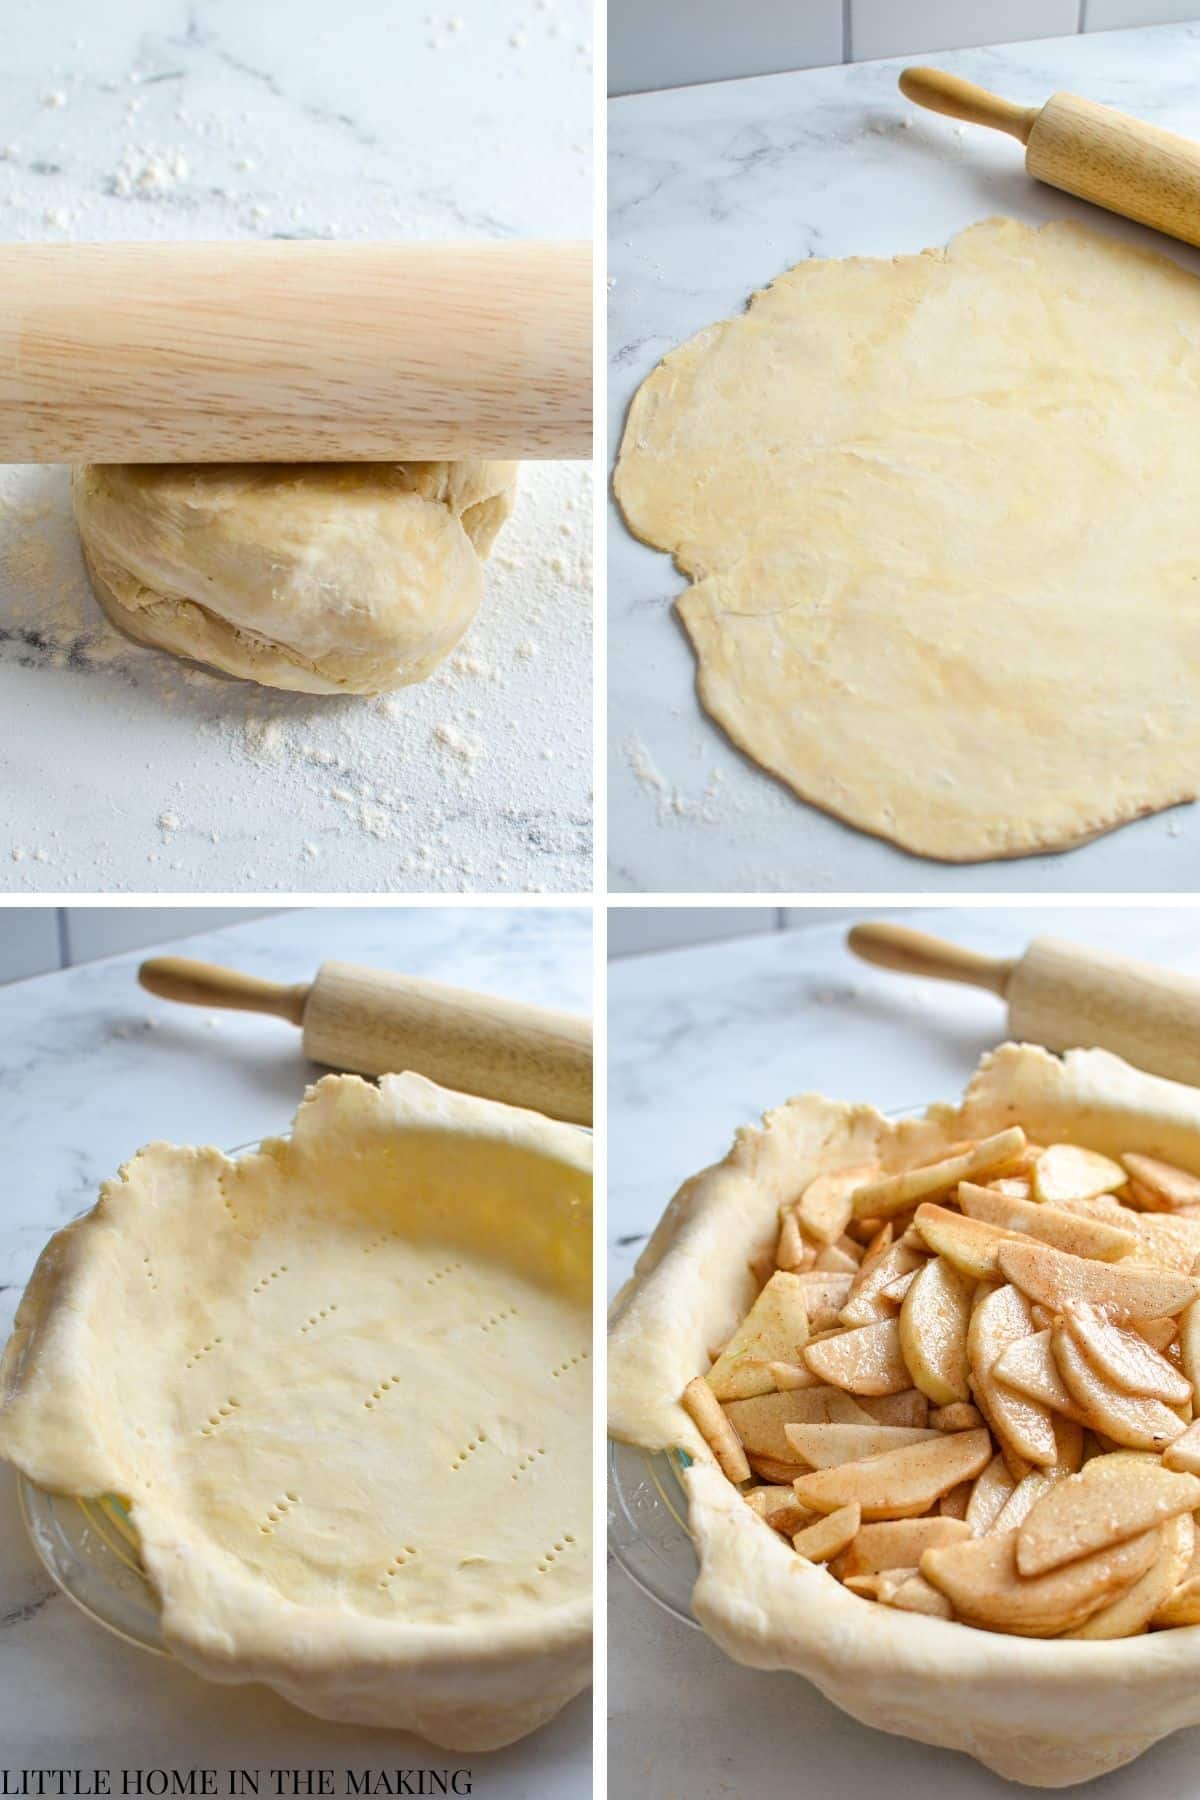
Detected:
left=615, top=219, right=1200, bottom=863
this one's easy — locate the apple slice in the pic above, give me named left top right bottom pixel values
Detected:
left=767, top=1360, right=820, bottom=1391
left=921, top=1526, right=1159, bottom=1637
left=1152, top=1572, right=1200, bottom=1626
left=940, top=1480, right=972, bottom=1519
left=744, top=1485, right=816, bottom=1537
left=877, top=1572, right=954, bottom=1619
left=792, top=1271, right=855, bottom=1331
left=965, top=1451, right=1016, bottom=1535
left=1016, top=1450, right=1200, bottom=1575
left=991, top=1330, right=1084, bottom=1419
left=1069, top=1512, right=1193, bottom=1639
left=706, top=1271, right=811, bottom=1400
left=792, top=1428, right=991, bottom=1521
left=849, top=1129, right=1026, bottom=1221
left=1163, top=1418, right=1200, bottom=1474
left=857, top=1389, right=930, bottom=1427
left=1061, top=1199, right=1200, bottom=1274
left=988, top=1177, right=1032, bottom=1200
left=990, top=1469, right=1061, bottom=1536
left=1066, top=1303, right=1192, bottom=1405
left=792, top=1500, right=861, bottom=1562
left=1051, top=1414, right=1085, bottom=1473
left=910, top=1204, right=1018, bottom=1280
left=783, top=1422, right=940, bottom=1467
left=723, top=1385, right=873, bottom=1460
left=1051, top=1323, right=1188, bottom=1452
left=1033, top=1145, right=1127, bottom=1206
left=813, top=1242, right=859, bottom=1275
left=803, top=1317, right=912, bottom=1396
left=749, top=1453, right=817, bottom=1484
left=798, top=1165, right=879, bottom=1245
left=840, top=1242, right=926, bottom=1327
left=969, top=1284, right=1058, bottom=1467
left=774, top=1208, right=810, bottom=1273
left=898, top=1254, right=973, bottom=1406
left=1178, top=1297, right=1200, bottom=1395
left=879, top=1269, right=918, bottom=1305
left=1122, top=1152, right=1200, bottom=1213
left=958, top=1182, right=1137, bottom=1262
left=681, top=1376, right=751, bottom=1483
left=997, top=1238, right=1199, bottom=1321
left=842, top=1515, right=971, bottom=1576
left=930, top=1401, right=984, bottom=1431
left=1135, top=1318, right=1179, bottom=1354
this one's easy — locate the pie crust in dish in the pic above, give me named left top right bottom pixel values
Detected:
left=0, top=1072, right=592, bottom=1748
left=609, top=1045, right=1200, bottom=1786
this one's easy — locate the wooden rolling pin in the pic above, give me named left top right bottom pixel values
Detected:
left=848, top=924, right=1200, bottom=1088
left=900, top=65, right=1200, bottom=250
left=138, top=956, right=592, bottom=1125
left=0, top=240, right=591, bottom=463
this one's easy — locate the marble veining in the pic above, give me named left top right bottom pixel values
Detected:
left=609, top=903, right=1200, bottom=1795
left=609, top=23, right=1200, bottom=893
left=0, top=903, right=590, bottom=1782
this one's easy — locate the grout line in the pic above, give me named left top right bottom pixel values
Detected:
left=1077, top=0, right=1088, bottom=32
left=842, top=0, right=852, bottom=63
left=55, top=907, right=70, bottom=970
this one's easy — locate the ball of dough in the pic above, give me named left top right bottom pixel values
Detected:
left=72, top=460, right=518, bottom=695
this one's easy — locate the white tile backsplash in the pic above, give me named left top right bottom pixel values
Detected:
left=850, top=0, right=1080, bottom=61
left=608, top=907, right=779, bottom=957
left=610, top=0, right=1197, bottom=95
left=609, top=0, right=843, bottom=95
left=1, top=908, right=286, bottom=982
left=0, top=911, right=62, bottom=983
left=781, top=907, right=869, bottom=933
left=1084, top=0, right=1200, bottom=27
left=63, top=908, right=279, bottom=966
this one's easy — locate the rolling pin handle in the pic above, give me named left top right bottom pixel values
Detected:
left=138, top=957, right=310, bottom=1027
left=847, top=924, right=1015, bottom=999
left=899, top=66, right=1041, bottom=145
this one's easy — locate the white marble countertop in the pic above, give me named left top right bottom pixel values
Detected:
left=0, top=903, right=591, bottom=1790
left=0, top=0, right=592, bottom=895
left=608, top=23, right=1200, bottom=894
left=608, top=903, right=1200, bottom=1794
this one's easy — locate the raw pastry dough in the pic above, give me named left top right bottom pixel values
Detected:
left=73, top=460, right=518, bottom=695
left=0, top=1073, right=591, bottom=1748
left=614, top=218, right=1200, bottom=861
left=609, top=1045, right=1200, bottom=1785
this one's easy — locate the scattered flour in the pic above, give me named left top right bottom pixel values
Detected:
left=0, top=4, right=592, bottom=895
left=623, top=733, right=722, bottom=826
left=110, top=146, right=190, bottom=195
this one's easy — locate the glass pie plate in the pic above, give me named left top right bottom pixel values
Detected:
left=608, top=1105, right=927, bottom=1629
left=608, top=1439, right=701, bottom=1629
left=15, top=1136, right=269, bottom=1658
left=20, top=1118, right=594, bottom=1655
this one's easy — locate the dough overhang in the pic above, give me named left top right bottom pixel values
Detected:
left=0, top=1071, right=592, bottom=1748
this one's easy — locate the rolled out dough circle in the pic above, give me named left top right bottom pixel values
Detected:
left=614, top=218, right=1200, bottom=862
left=73, top=459, right=518, bottom=696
